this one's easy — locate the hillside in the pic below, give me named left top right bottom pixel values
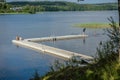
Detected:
left=8, top=1, right=117, bottom=11
left=0, top=1, right=117, bottom=14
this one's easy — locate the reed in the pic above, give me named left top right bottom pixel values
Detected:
left=74, top=23, right=119, bottom=28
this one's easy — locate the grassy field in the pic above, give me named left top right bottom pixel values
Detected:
left=74, top=23, right=119, bottom=28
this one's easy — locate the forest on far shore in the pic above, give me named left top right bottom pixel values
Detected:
left=0, top=1, right=118, bottom=14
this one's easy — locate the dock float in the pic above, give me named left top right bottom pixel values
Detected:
left=24, top=34, right=88, bottom=42
left=12, top=34, right=93, bottom=60
left=12, top=40, right=93, bottom=60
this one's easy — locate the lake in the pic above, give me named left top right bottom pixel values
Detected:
left=0, top=11, right=118, bottom=80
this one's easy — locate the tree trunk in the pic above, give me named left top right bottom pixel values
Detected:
left=118, top=0, right=120, bottom=24
left=118, top=0, right=120, bottom=62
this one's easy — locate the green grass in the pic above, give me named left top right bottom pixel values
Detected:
left=74, top=23, right=119, bottom=28
left=45, top=63, right=120, bottom=80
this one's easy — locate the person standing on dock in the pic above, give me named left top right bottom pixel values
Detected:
left=16, top=36, right=23, bottom=41
left=16, top=36, right=20, bottom=41
left=83, top=28, right=86, bottom=35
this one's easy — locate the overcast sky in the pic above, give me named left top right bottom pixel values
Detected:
left=7, top=0, right=118, bottom=4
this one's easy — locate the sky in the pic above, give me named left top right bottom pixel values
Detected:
left=6, top=0, right=118, bottom=4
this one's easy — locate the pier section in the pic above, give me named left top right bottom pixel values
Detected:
left=24, top=34, right=88, bottom=42
left=12, top=34, right=93, bottom=60
left=12, top=40, right=93, bottom=60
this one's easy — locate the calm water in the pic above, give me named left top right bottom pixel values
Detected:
left=0, top=11, right=118, bottom=80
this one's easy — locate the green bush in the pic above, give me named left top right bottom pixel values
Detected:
left=38, top=17, right=120, bottom=80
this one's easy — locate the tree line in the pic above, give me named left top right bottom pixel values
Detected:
left=9, top=1, right=117, bottom=11
left=0, top=1, right=118, bottom=14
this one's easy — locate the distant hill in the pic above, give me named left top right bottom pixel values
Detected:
left=8, top=1, right=117, bottom=11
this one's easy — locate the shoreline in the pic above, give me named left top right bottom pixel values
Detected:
left=0, top=12, right=31, bottom=15
left=0, top=10, right=117, bottom=15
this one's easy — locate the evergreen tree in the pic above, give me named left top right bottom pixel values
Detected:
left=0, top=0, right=6, bottom=2
left=118, top=0, right=120, bottom=23
left=118, top=0, right=120, bottom=62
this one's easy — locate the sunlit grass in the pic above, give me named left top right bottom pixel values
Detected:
left=74, top=23, right=119, bottom=28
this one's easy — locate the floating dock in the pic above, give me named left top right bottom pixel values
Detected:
left=12, top=34, right=93, bottom=60
left=24, top=34, right=88, bottom=42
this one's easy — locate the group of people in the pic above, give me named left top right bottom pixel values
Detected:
left=53, top=37, right=57, bottom=41
left=16, top=36, right=23, bottom=41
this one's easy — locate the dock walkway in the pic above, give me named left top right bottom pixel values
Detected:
left=24, top=34, right=88, bottom=42
left=12, top=34, right=93, bottom=60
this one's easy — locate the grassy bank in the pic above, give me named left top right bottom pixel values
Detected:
left=74, top=23, right=119, bottom=28
left=41, top=58, right=120, bottom=80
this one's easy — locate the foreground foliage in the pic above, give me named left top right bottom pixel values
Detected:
left=31, top=17, right=120, bottom=80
